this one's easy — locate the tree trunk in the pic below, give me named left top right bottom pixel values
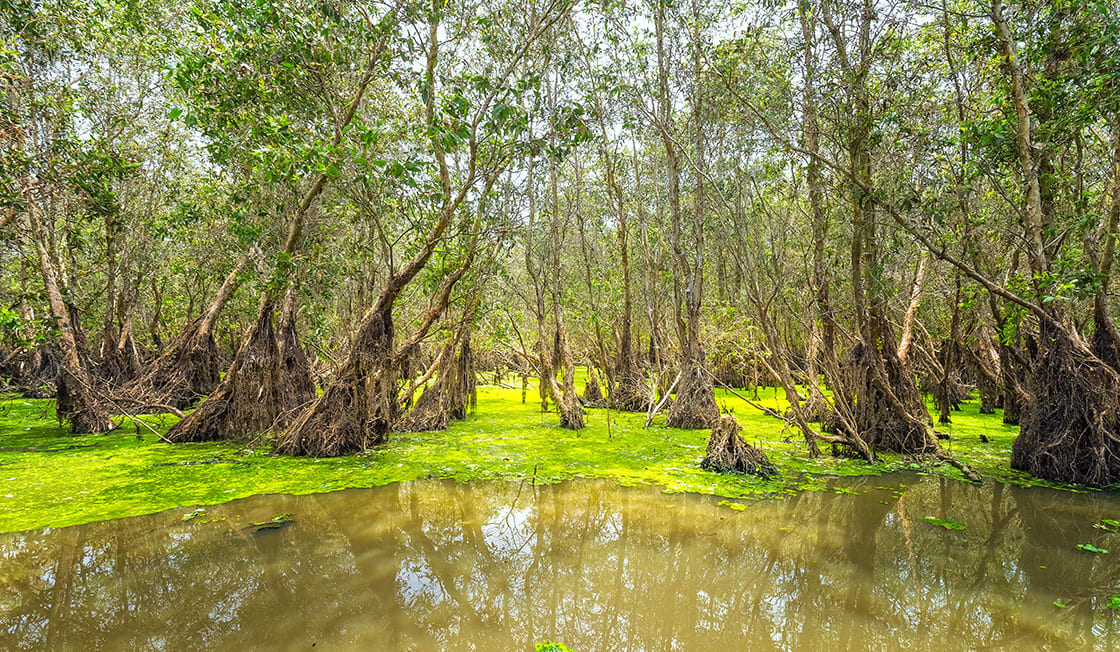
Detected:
left=797, top=0, right=837, bottom=428
left=660, top=0, right=718, bottom=430
left=992, top=0, right=1120, bottom=486
left=28, top=203, right=113, bottom=433
left=827, top=0, right=937, bottom=455
left=544, top=89, right=585, bottom=430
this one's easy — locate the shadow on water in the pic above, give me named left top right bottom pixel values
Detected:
left=2, top=475, right=1120, bottom=650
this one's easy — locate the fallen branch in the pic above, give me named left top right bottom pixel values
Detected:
left=934, top=451, right=983, bottom=483
left=644, top=371, right=681, bottom=429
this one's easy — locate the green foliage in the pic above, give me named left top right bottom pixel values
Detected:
left=535, top=643, right=575, bottom=652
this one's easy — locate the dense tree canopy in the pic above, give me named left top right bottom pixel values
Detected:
left=3, top=0, right=1120, bottom=486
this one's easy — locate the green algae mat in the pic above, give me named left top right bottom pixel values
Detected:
left=0, top=383, right=1081, bottom=533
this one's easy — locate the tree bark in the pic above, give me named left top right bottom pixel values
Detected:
left=27, top=202, right=113, bottom=433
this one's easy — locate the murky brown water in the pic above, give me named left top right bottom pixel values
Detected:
left=2, top=476, right=1120, bottom=651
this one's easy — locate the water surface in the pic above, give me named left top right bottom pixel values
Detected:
left=2, top=476, right=1120, bottom=650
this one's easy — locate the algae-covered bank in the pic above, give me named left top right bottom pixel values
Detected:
left=0, top=384, right=1088, bottom=534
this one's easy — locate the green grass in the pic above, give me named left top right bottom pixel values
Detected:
left=0, top=381, right=1093, bottom=533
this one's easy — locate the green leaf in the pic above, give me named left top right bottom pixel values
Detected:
left=1076, top=543, right=1109, bottom=554
left=922, top=516, right=966, bottom=530
left=250, top=513, right=293, bottom=529
left=181, top=508, right=205, bottom=522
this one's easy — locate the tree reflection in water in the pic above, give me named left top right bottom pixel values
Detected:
left=1, top=476, right=1119, bottom=650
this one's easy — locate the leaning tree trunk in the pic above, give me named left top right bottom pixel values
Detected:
left=279, top=197, right=485, bottom=456
left=123, top=252, right=251, bottom=409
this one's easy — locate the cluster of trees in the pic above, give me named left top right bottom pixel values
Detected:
left=3, top=0, right=1119, bottom=486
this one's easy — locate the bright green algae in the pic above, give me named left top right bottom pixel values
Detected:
left=0, top=382, right=1093, bottom=533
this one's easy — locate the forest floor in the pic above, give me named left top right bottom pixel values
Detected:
left=0, top=380, right=1090, bottom=533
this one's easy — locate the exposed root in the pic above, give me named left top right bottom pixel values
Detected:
left=3, top=345, right=60, bottom=398
left=168, top=298, right=316, bottom=443
left=1012, top=325, right=1120, bottom=488
left=701, top=414, right=777, bottom=478
left=582, top=369, right=605, bottom=407
left=56, top=367, right=115, bottom=434
left=278, top=286, right=317, bottom=401
left=120, top=319, right=223, bottom=410
left=396, top=330, right=476, bottom=433
left=840, top=340, right=938, bottom=455
left=278, top=305, right=397, bottom=457
left=96, top=324, right=144, bottom=387
left=1091, top=312, right=1120, bottom=374
left=666, top=354, right=720, bottom=430
left=610, top=367, right=651, bottom=412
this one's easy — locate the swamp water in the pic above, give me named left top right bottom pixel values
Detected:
left=1, top=475, right=1119, bottom=651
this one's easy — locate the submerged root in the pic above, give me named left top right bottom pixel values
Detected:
left=701, top=414, right=777, bottom=478
left=1012, top=327, right=1120, bottom=488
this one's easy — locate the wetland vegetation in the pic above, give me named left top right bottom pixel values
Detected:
left=3, top=0, right=1120, bottom=646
